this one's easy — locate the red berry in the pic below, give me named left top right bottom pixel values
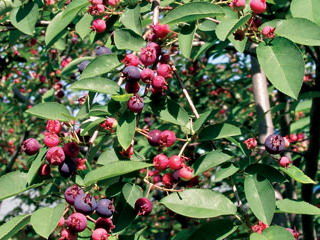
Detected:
left=92, top=228, right=109, bottom=240
left=140, top=68, right=155, bottom=84
left=243, top=138, right=257, bottom=150
left=156, top=64, right=173, bottom=79
left=153, top=154, right=169, bottom=170
left=262, top=26, right=275, bottom=39
left=22, top=138, right=41, bottom=155
left=59, top=228, right=77, bottom=240
left=134, top=198, right=153, bottom=216
left=147, top=42, right=161, bottom=55
left=148, top=129, right=161, bottom=146
left=46, top=120, right=62, bottom=134
left=38, top=164, right=51, bottom=176
left=58, top=217, right=65, bottom=227
left=125, top=81, right=140, bottom=94
left=95, top=218, right=115, bottom=233
left=250, top=0, right=266, bottom=14
left=152, top=75, right=167, bottom=90
left=251, top=221, right=268, bottom=234
left=162, top=173, right=174, bottom=187
left=152, top=24, right=170, bottom=39
left=100, top=118, right=117, bottom=131
left=63, top=142, right=80, bottom=158
left=122, top=54, right=140, bottom=66
left=127, top=95, right=144, bottom=113
left=43, top=132, right=60, bottom=147
left=264, top=134, right=285, bottom=154
left=159, top=130, right=176, bottom=147
left=91, top=19, right=106, bottom=33
left=279, top=156, right=292, bottom=168
left=176, top=166, right=194, bottom=181
left=140, top=46, right=157, bottom=66
left=46, top=146, right=65, bottom=165
left=168, top=155, right=183, bottom=170
left=66, top=213, right=87, bottom=232
left=229, top=0, right=246, bottom=10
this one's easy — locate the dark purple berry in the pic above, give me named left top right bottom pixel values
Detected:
left=63, top=142, right=80, bottom=158
left=95, top=46, right=112, bottom=56
left=127, top=95, right=144, bottom=113
left=64, top=185, right=84, bottom=205
left=134, top=198, right=153, bottom=216
left=148, top=129, right=161, bottom=146
left=66, top=213, right=87, bottom=232
left=78, top=60, right=90, bottom=72
left=38, top=164, right=51, bottom=176
left=74, top=193, right=97, bottom=215
left=264, top=134, right=286, bottom=154
left=125, top=81, right=140, bottom=94
left=122, top=66, right=141, bottom=81
left=59, top=160, right=76, bottom=178
left=95, top=218, right=115, bottom=233
left=22, top=138, right=41, bottom=155
left=96, top=199, right=115, bottom=218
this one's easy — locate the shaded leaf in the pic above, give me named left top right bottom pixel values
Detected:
left=26, top=102, right=73, bottom=121
left=199, top=123, right=241, bottom=140
left=70, top=77, right=120, bottom=95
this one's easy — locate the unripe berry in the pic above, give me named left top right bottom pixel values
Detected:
left=152, top=75, right=167, bottom=90
left=243, top=138, right=257, bottom=150
left=153, top=154, right=169, bottom=170
left=38, top=164, right=51, bottom=176
left=78, top=60, right=90, bottom=73
left=122, top=66, right=141, bottom=81
left=105, top=0, right=120, bottom=6
left=156, top=64, right=173, bottom=79
left=22, top=138, right=41, bottom=155
left=66, top=213, right=87, bottom=232
left=148, top=129, right=161, bottom=146
left=286, top=228, right=300, bottom=240
left=74, top=193, right=97, bottom=215
left=92, top=228, right=109, bottom=240
left=134, top=198, right=153, bottom=216
left=90, top=0, right=103, bottom=4
left=229, top=0, right=246, bottom=10
left=147, top=42, right=161, bottom=55
left=127, top=95, right=144, bottom=113
left=159, top=130, right=176, bottom=147
left=279, top=156, right=292, bottom=168
left=261, top=26, right=275, bottom=39
left=162, top=173, right=174, bottom=187
left=122, top=54, right=140, bottom=66
left=46, top=146, right=65, bottom=165
left=100, top=117, right=118, bottom=131
left=152, top=24, right=171, bottom=39
left=46, top=120, right=62, bottom=134
left=140, top=68, right=154, bottom=84
left=177, top=166, right=194, bottom=181
left=91, top=19, right=106, bottom=33
left=96, top=199, right=115, bottom=218
left=64, top=185, right=84, bottom=205
left=140, top=46, right=157, bottom=66
left=95, top=46, right=112, bottom=56
left=251, top=221, right=268, bottom=234
left=58, top=217, right=65, bottom=227
left=168, top=155, right=183, bottom=170
left=43, top=132, right=60, bottom=147
left=95, top=218, right=115, bottom=233
left=250, top=0, right=267, bottom=14
left=63, top=142, right=80, bottom=158
left=264, top=134, right=285, bottom=154
left=59, top=228, right=77, bottom=240
left=125, top=81, right=140, bottom=94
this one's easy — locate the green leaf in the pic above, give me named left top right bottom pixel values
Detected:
left=120, top=5, right=143, bottom=35
left=275, top=18, right=320, bottom=46
left=199, top=123, right=241, bottom=140
left=250, top=233, right=267, bottom=240
left=0, top=0, right=13, bottom=16
left=193, top=110, right=215, bottom=132
left=27, top=148, right=47, bottom=185
left=246, top=164, right=286, bottom=183
left=45, top=0, right=89, bottom=46
left=84, top=161, right=152, bottom=186
left=80, top=54, right=121, bottom=79
left=276, top=199, right=320, bottom=215
left=122, top=183, right=144, bottom=208
left=31, top=204, right=65, bottom=239
left=117, top=111, right=136, bottom=150
left=97, top=148, right=119, bottom=165
left=215, top=14, right=251, bottom=41
left=214, top=163, right=239, bottom=182
left=160, top=189, right=236, bottom=218
left=114, top=29, right=145, bottom=51
left=159, top=99, right=189, bottom=126
left=61, top=56, right=94, bottom=76
left=279, top=166, right=316, bottom=184
left=244, top=174, right=275, bottom=224
left=162, top=2, right=224, bottom=24
left=179, top=22, right=196, bottom=58
left=291, top=0, right=320, bottom=25
left=257, top=37, right=304, bottom=99
left=10, top=1, right=39, bottom=35
left=75, top=14, right=94, bottom=39
left=111, top=93, right=133, bottom=102
left=70, top=77, right=120, bottom=95
left=26, top=102, right=73, bottom=121
left=0, top=215, right=30, bottom=240
left=193, top=150, right=233, bottom=175
left=229, top=33, right=248, bottom=53
left=259, top=226, right=295, bottom=240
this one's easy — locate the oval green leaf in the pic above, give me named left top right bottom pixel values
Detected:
left=117, top=110, right=136, bottom=150
left=276, top=199, right=320, bottom=215
left=114, top=29, right=145, bottom=51
left=0, top=214, right=30, bottom=240
left=26, top=102, right=73, bottom=121
left=120, top=5, right=143, bottom=35
left=70, top=77, right=120, bottom=95
left=279, top=165, right=316, bottom=184
left=178, top=22, right=196, bottom=58
left=199, top=123, right=241, bottom=141
left=291, top=0, right=320, bottom=26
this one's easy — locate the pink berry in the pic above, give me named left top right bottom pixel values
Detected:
left=152, top=24, right=171, bottom=39
left=177, top=166, right=194, bottom=181
left=122, top=54, right=140, bottom=66
left=100, top=117, right=118, bottom=131
left=66, top=213, right=87, bottom=232
left=251, top=221, right=269, bottom=234
left=46, top=146, right=65, bottom=165
left=250, top=0, right=267, bottom=14
left=243, top=138, right=257, bottom=150
left=22, top=138, right=41, bottom=155
left=279, top=156, right=292, bottom=168
left=153, top=154, right=169, bottom=170
left=156, top=64, right=173, bottom=79
left=140, top=46, right=157, bottom=66
left=127, top=95, right=144, bottom=113
left=148, top=129, right=162, bottom=146
left=58, top=217, right=65, bottom=227
left=90, top=0, right=103, bottom=3
left=38, top=164, right=51, bottom=176
left=46, top=120, right=62, bottom=134
left=140, top=68, right=155, bottom=84
left=168, top=155, right=183, bottom=170
left=91, top=19, right=106, bottom=33
left=147, top=42, right=161, bottom=55
left=63, top=142, right=80, bottom=158
left=152, top=75, right=167, bottom=90
left=105, top=0, right=120, bottom=6
left=229, top=0, right=246, bottom=10
left=286, top=228, right=300, bottom=239
left=162, top=173, right=174, bottom=187
left=262, top=26, right=275, bottom=39
left=59, top=228, right=77, bottom=240
left=159, top=130, right=176, bottom=147
left=43, top=132, right=60, bottom=147
left=134, top=198, right=153, bottom=216
left=92, top=228, right=109, bottom=240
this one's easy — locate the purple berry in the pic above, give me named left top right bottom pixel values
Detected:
left=264, top=134, right=286, bottom=154
left=95, top=218, right=115, bottom=233
left=96, top=199, right=115, bottom=218
left=134, top=198, right=153, bottom=216
left=59, top=160, right=76, bottom=178
left=66, top=213, right=87, bottom=232
left=127, top=95, right=144, bottom=113
left=95, top=46, right=112, bottom=56
left=125, top=81, right=140, bottom=94
left=74, top=193, right=97, bottom=215
left=78, top=60, right=90, bottom=72
left=122, top=66, right=141, bottom=81
left=22, top=138, right=41, bottom=155
left=148, top=130, right=161, bottom=146
left=64, top=185, right=84, bottom=205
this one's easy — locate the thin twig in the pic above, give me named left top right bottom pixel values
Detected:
left=144, top=178, right=184, bottom=192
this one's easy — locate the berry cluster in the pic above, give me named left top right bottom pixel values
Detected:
left=251, top=221, right=300, bottom=239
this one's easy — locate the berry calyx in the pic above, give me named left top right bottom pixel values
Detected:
left=74, top=193, right=97, bottom=215
left=140, top=46, right=157, bottom=66
left=92, top=228, right=109, bottom=240
left=264, top=134, right=285, bottom=154
left=43, top=132, right=60, bottom=147
left=140, top=68, right=154, bottom=84
left=95, top=218, right=115, bottom=233
left=261, top=26, right=276, bottom=39
left=46, top=120, right=62, bottom=134
left=159, top=130, right=176, bottom=147
left=243, top=138, right=257, bottom=150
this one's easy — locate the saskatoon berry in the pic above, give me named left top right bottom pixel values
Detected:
left=177, top=166, right=194, bottom=181
left=127, top=95, right=144, bottom=113
left=63, top=142, right=80, bottom=158
left=152, top=75, right=167, bottom=90
left=64, top=185, right=84, bottom=205
left=46, top=146, right=65, bottom=165
left=140, top=46, right=157, bottom=66
left=261, top=26, right=275, bottom=39
left=95, top=46, right=112, bottom=56
left=250, top=0, right=267, bottom=14
left=156, top=64, right=173, bottom=79
left=168, top=155, right=183, bottom=170
left=122, top=54, right=140, bottom=66
left=264, top=134, right=285, bottom=154
left=134, top=198, right=153, bottom=216
left=22, top=138, right=41, bottom=155
left=100, top=117, right=118, bottom=131
left=122, top=66, right=141, bottom=81
left=279, top=156, right=292, bottom=168
left=43, top=132, right=60, bottom=147
left=162, top=173, right=174, bottom=187
left=229, top=0, right=246, bottom=10
left=125, top=81, right=140, bottom=94
left=59, top=160, right=77, bottom=178
left=46, top=120, right=62, bottom=134
left=153, top=154, right=169, bottom=170
left=92, top=228, right=109, bottom=240
left=59, top=228, right=77, bottom=240
left=147, top=42, right=161, bottom=55
left=74, top=193, right=97, bottom=215
left=96, top=199, right=115, bottom=218
left=95, top=218, right=115, bottom=233
left=58, top=217, right=65, bottom=227
left=148, top=129, right=161, bottom=146
left=66, top=213, right=87, bottom=232
left=159, top=130, right=176, bottom=147
left=78, top=60, right=90, bottom=73
left=91, top=19, right=106, bottom=33
left=38, top=164, right=51, bottom=176
left=140, top=68, right=154, bottom=84
left=151, top=24, right=171, bottom=39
